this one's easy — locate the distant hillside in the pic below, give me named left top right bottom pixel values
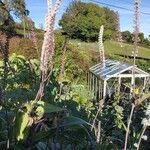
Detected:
left=71, top=40, right=150, bottom=60
left=1, top=31, right=149, bottom=76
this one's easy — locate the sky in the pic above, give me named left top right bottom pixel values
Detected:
left=26, top=0, right=150, bottom=37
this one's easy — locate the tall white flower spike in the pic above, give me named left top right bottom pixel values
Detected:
left=36, top=0, right=62, bottom=100
left=98, top=25, right=105, bottom=68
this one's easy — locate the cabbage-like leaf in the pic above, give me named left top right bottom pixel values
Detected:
left=15, top=110, right=29, bottom=141
left=36, top=101, right=65, bottom=117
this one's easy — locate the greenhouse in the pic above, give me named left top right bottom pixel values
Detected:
left=88, top=59, right=150, bottom=101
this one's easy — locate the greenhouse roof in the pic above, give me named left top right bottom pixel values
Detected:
left=89, top=59, right=149, bottom=80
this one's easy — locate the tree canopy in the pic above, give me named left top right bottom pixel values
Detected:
left=0, top=0, right=28, bottom=34
left=122, top=31, right=150, bottom=47
left=59, top=1, right=117, bottom=41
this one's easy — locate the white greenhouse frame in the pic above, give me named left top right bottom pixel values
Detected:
left=87, top=59, right=150, bottom=101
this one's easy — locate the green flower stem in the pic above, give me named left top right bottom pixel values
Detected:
left=136, top=125, right=147, bottom=150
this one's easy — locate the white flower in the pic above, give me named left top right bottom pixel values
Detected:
left=148, top=119, right=150, bottom=126
left=147, top=104, right=150, bottom=110
left=134, top=143, right=139, bottom=148
left=145, top=109, right=150, bottom=116
left=142, top=135, right=148, bottom=141
left=141, top=118, right=149, bottom=126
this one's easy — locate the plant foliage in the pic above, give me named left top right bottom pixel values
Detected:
left=60, top=1, right=117, bottom=41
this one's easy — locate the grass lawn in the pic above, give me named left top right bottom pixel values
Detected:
left=70, top=40, right=150, bottom=59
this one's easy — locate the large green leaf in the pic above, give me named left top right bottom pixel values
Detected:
left=32, top=116, right=91, bottom=145
left=14, top=101, right=66, bottom=141
left=10, top=53, right=26, bottom=62
left=15, top=111, right=29, bottom=141
left=28, top=59, right=40, bottom=75
left=35, top=101, right=65, bottom=117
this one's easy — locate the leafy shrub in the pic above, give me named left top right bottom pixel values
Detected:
left=9, top=37, right=41, bottom=59
left=0, top=100, right=94, bottom=149
left=60, top=1, right=117, bottom=41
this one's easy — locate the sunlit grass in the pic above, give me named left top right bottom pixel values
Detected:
left=71, top=40, right=150, bottom=59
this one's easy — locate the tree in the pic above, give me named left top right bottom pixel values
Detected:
left=143, top=38, right=150, bottom=47
left=59, top=1, right=117, bottom=41
left=138, top=32, right=144, bottom=44
left=0, top=0, right=28, bottom=35
left=122, top=31, right=133, bottom=43
left=122, top=31, right=150, bottom=47
left=103, top=7, right=117, bottom=36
